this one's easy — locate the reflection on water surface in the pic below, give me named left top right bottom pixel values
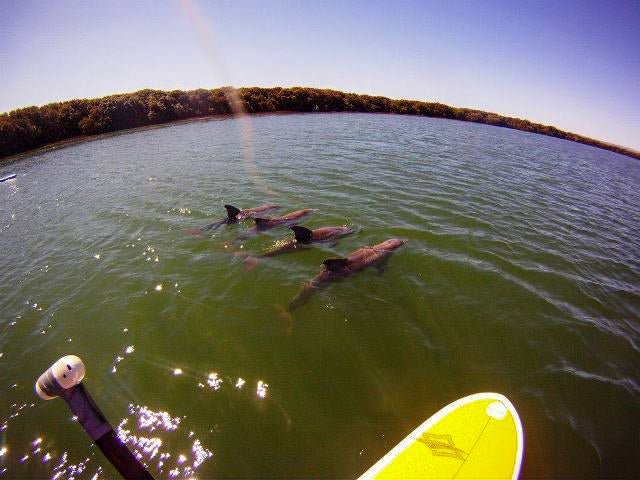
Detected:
left=1, top=113, right=639, bottom=478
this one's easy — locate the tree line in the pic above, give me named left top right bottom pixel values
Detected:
left=1, top=87, right=637, bottom=160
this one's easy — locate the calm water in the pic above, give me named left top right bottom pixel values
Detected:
left=1, top=113, right=639, bottom=479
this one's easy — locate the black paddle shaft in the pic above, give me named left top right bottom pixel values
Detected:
left=62, top=384, right=154, bottom=480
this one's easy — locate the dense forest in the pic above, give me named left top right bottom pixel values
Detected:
left=1, top=87, right=637, bottom=160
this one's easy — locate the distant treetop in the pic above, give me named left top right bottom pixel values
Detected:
left=1, top=87, right=637, bottom=160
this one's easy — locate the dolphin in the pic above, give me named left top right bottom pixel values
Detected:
left=200, top=203, right=280, bottom=231
left=253, top=209, right=317, bottom=231
left=237, top=209, right=318, bottom=240
left=244, top=225, right=355, bottom=270
left=288, top=238, right=407, bottom=312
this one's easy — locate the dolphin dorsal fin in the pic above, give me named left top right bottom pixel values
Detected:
left=322, top=258, right=349, bottom=272
left=291, top=225, right=313, bottom=242
left=254, top=217, right=270, bottom=227
left=224, top=204, right=241, bottom=219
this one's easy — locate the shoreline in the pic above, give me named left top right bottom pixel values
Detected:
left=0, top=112, right=263, bottom=166
left=1, top=110, right=638, bottom=167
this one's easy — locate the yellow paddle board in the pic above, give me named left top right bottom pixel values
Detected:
left=360, top=393, right=524, bottom=479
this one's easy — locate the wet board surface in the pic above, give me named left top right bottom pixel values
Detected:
left=360, top=393, right=524, bottom=479
left=0, top=173, right=17, bottom=182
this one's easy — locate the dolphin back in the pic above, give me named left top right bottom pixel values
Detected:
left=374, top=238, right=407, bottom=251
left=254, top=217, right=271, bottom=228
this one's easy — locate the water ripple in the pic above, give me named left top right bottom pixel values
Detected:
left=1, top=113, right=639, bottom=478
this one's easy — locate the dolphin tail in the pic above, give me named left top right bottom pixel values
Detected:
left=287, top=281, right=317, bottom=313
left=224, top=204, right=241, bottom=219
left=290, top=225, right=313, bottom=242
left=273, top=305, right=293, bottom=335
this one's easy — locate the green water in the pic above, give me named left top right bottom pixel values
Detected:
left=1, top=113, right=639, bottom=479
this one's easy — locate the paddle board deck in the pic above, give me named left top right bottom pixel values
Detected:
left=360, top=392, right=523, bottom=479
left=0, top=173, right=17, bottom=182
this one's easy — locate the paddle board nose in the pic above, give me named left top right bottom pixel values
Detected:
left=359, top=392, right=524, bottom=480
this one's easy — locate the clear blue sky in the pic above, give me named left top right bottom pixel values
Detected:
left=1, top=0, right=638, bottom=149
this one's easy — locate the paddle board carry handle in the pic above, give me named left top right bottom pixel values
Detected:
left=35, top=355, right=154, bottom=480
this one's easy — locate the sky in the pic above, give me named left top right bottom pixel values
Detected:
left=1, top=0, right=638, bottom=149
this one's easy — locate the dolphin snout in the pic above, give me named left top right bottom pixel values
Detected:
left=379, top=238, right=407, bottom=250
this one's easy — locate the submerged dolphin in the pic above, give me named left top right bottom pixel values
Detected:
left=288, top=238, right=407, bottom=312
left=254, top=209, right=317, bottom=230
left=238, top=209, right=317, bottom=239
left=244, top=225, right=354, bottom=270
left=200, top=203, right=280, bottom=231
